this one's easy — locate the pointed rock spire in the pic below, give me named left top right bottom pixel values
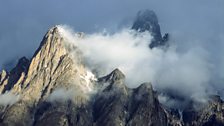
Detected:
left=132, top=10, right=169, bottom=48
left=1, top=26, right=90, bottom=125
left=132, top=10, right=160, bottom=33
left=98, top=68, right=127, bottom=91
left=99, top=68, right=125, bottom=83
left=28, top=26, right=68, bottom=77
left=22, top=26, right=88, bottom=101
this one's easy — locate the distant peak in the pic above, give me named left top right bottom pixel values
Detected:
left=137, top=10, right=158, bottom=24
left=132, top=9, right=169, bottom=48
left=132, top=9, right=159, bottom=33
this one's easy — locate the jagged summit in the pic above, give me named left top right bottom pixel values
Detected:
left=98, top=68, right=125, bottom=83
left=33, top=26, right=66, bottom=58
left=132, top=10, right=159, bottom=32
left=132, top=9, right=169, bottom=48
left=136, top=82, right=153, bottom=92
left=97, top=68, right=127, bottom=94
left=38, top=26, right=59, bottom=45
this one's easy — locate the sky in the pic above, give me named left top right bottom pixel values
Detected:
left=0, top=0, right=223, bottom=70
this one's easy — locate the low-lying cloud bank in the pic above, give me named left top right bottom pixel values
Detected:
left=47, top=86, right=95, bottom=104
left=57, top=25, right=224, bottom=106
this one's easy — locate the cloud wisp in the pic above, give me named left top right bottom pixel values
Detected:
left=0, top=92, right=19, bottom=106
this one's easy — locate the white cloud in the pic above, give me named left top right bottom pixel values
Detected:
left=57, top=25, right=217, bottom=104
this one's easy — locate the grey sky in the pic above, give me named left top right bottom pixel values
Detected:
left=0, top=0, right=224, bottom=70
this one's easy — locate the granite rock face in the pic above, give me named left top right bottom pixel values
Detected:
left=0, top=26, right=92, bottom=126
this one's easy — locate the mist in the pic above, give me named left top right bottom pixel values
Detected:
left=0, top=92, right=19, bottom=106
left=47, top=87, right=94, bottom=105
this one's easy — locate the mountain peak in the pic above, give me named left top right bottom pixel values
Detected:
left=33, top=26, right=64, bottom=57
left=108, top=68, right=125, bottom=81
left=132, top=10, right=160, bottom=35
left=132, top=9, right=169, bottom=48
left=1, top=25, right=89, bottom=102
left=135, top=10, right=158, bottom=26
left=97, top=68, right=127, bottom=93
left=25, top=26, right=68, bottom=83
left=98, top=68, right=125, bottom=83
left=137, top=82, right=153, bottom=91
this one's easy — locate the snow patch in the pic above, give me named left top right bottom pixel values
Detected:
left=80, top=71, right=97, bottom=93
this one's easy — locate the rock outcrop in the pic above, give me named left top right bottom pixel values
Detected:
left=94, top=69, right=167, bottom=126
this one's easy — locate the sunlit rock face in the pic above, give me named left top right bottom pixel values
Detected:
left=0, top=26, right=94, bottom=126
left=132, top=9, right=169, bottom=48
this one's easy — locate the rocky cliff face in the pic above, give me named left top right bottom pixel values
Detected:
left=94, top=69, right=167, bottom=126
left=0, top=26, right=94, bottom=126
left=182, top=95, right=224, bottom=126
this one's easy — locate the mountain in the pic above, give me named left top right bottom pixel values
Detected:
left=0, top=26, right=168, bottom=126
left=132, top=10, right=169, bottom=49
left=0, top=26, right=91, bottom=126
left=0, top=12, right=224, bottom=126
